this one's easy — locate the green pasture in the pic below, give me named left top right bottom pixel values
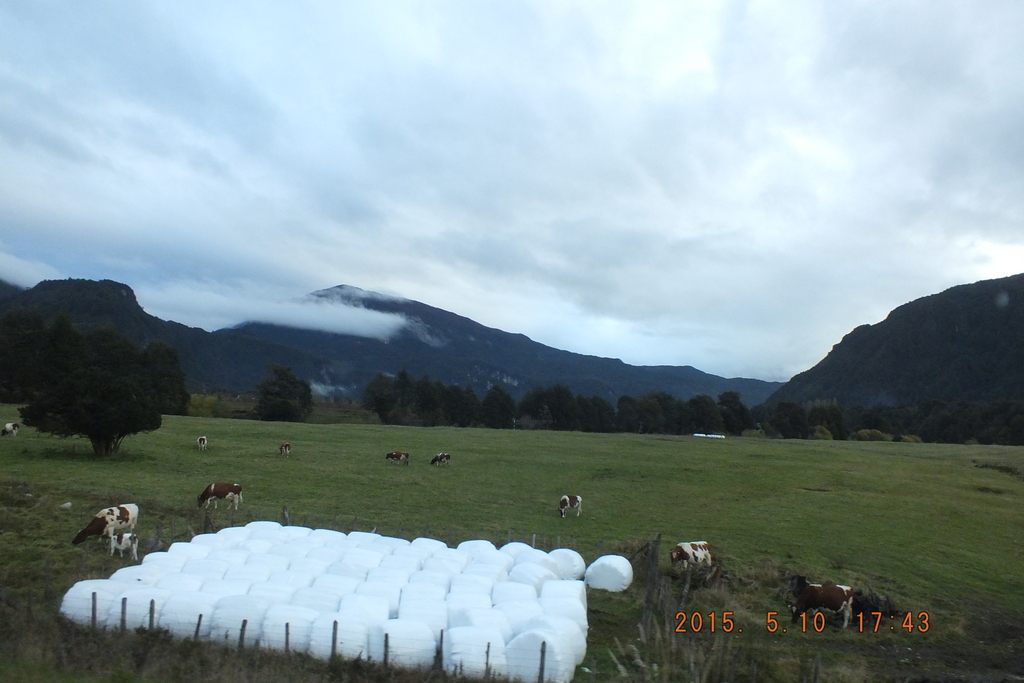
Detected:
left=1, top=408, right=1023, bottom=679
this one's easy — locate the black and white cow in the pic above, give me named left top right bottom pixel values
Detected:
left=109, top=532, right=139, bottom=560
left=430, top=452, right=451, bottom=466
left=2, top=422, right=20, bottom=437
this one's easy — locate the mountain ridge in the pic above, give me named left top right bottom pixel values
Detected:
left=0, top=278, right=782, bottom=405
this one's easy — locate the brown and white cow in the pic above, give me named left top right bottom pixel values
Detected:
left=72, top=504, right=139, bottom=545
left=430, top=452, right=451, bottom=466
left=670, top=541, right=713, bottom=568
left=386, top=451, right=409, bottom=465
left=789, top=575, right=855, bottom=628
left=110, top=532, right=139, bottom=560
left=279, top=442, right=291, bottom=457
left=197, top=436, right=208, bottom=451
left=558, top=494, right=582, bottom=518
left=1, top=422, right=20, bottom=437
left=197, top=482, right=243, bottom=510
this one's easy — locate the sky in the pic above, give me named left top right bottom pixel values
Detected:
left=2, top=1, right=1023, bottom=383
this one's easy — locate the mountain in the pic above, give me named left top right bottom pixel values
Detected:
left=768, top=273, right=1024, bottom=407
left=0, top=279, right=782, bottom=405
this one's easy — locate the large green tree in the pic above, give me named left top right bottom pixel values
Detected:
left=256, top=364, right=313, bottom=422
left=19, top=322, right=181, bottom=456
left=481, top=385, right=517, bottom=429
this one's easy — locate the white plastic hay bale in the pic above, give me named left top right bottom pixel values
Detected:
left=467, top=547, right=515, bottom=572
left=434, top=547, right=472, bottom=571
left=397, top=598, right=448, bottom=641
left=457, top=539, right=497, bottom=557
left=325, top=561, right=368, bottom=581
left=247, top=582, right=297, bottom=604
left=307, top=529, right=346, bottom=545
left=199, top=579, right=254, bottom=600
left=499, top=541, right=534, bottom=559
left=463, top=561, right=509, bottom=583
left=443, top=625, right=508, bottom=678
left=267, top=569, right=317, bottom=589
left=167, top=541, right=212, bottom=561
left=422, top=556, right=461, bottom=577
left=411, top=537, right=448, bottom=555
left=60, top=579, right=128, bottom=625
left=307, top=610, right=370, bottom=660
left=205, top=549, right=251, bottom=566
left=341, top=547, right=384, bottom=571
left=508, top=563, right=558, bottom=594
left=539, top=597, right=588, bottom=632
left=346, top=531, right=382, bottom=546
left=289, top=587, right=341, bottom=613
left=445, top=591, right=492, bottom=615
left=106, top=587, right=172, bottom=628
left=448, top=607, right=514, bottom=644
left=367, top=566, right=413, bottom=585
left=224, top=564, right=273, bottom=583
left=311, top=574, right=360, bottom=598
left=391, top=546, right=431, bottom=567
left=158, top=591, right=219, bottom=638
left=449, top=573, right=493, bottom=596
left=288, top=557, right=331, bottom=575
left=376, top=535, right=411, bottom=551
left=209, top=595, right=272, bottom=647
left=367, top=618, right=437, bottom=667
left=155, top=573, right=206, bottom=593
left=379, top=554, right=423, bottom=574
left=492, top=580, right=537, bottom=605
left=189, top=533, right=222, bottom=547
left=268, top=541, right=315, bottom=560
left=506, top=628, right=575, bottom=683
left=281, top=525, right=313, bottom=540
left=584, top=555, right=633, bottom=591
left=180, top=558, right=230, bottom=581
left=524, top=615, right=587, bottom=666
left=305, top=546, right=346, bottom=564
left=239, top=539, right=276, bottom=554
left=245, top=553, right=291, bottom=573
left=141, top=551, right=187, bottom=570
left=245, top=521, right=283, bottom=533
left=493, top=600, right=544, bottom=637
left=401, top=582, right=448, bottom=605
left=355, top=581, right=402, bottom=618
left=408, top=570, right=451, bottom=592
left=540, top=579, right=588, bottom=610
left=214, top=526, right=252, bottom=546
left=109, top=563, right=173, bottom=586
left=548, top=549, right=586, bottom=580
left=339, top=593, right=390, bottom=628
left=259, top=604, right=319, bottom=652
left=515, top=548, right=562, bottom=575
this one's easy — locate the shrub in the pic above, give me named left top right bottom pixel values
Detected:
left=853, top=428, right=893, bottom=442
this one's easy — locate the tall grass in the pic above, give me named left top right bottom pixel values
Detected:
left=1, top=407, right=1022, bottom=680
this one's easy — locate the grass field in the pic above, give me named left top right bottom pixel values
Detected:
left=1, top=407, right=1022, bottom=681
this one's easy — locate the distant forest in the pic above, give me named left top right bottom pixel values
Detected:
left=359, top=370, right=1024, bottom=446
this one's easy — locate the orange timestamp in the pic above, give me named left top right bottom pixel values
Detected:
left=764, top=611, right=931, bottom=633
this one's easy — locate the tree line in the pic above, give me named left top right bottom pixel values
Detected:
left=361, top=370, right=757, bottom=435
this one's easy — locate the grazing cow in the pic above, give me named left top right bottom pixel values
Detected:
left=279, top=442, right=291, bottom=457
left=72, top=504, right=139, bottom=545
left=669, top=541, right=713, bottom=568
left=789, top=575, right=855, bottom=628
left=558, top=494, right=582, bottom=518
left=386, top=451, right=409, bottom=465
left=110, top=532, right=139, bottom=560
left=197, top=482, right=243, bottom=510
left=430, top=452, right=451, bottom=466
left=1, top=422, right=19, bottom=437
left=197, top=436, right=208, bottom=451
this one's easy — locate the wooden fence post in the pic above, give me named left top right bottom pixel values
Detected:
left=331, top=620, right=338, bottom=659
left=194, top=613, right=203, bottom=640
left=239, top=619, right=248, bottom=649
left=537, top=640, right=547, bottom=683
left=91, top=591, right=97, bottom=630
left=120, top=597, right=127, bottom=631
left=149, top=599, right=156, bottom=630
left=641, top=533, right=662, bottom=640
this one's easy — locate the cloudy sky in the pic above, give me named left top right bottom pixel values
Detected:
left=2, top=1, right=1023, bottom=382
